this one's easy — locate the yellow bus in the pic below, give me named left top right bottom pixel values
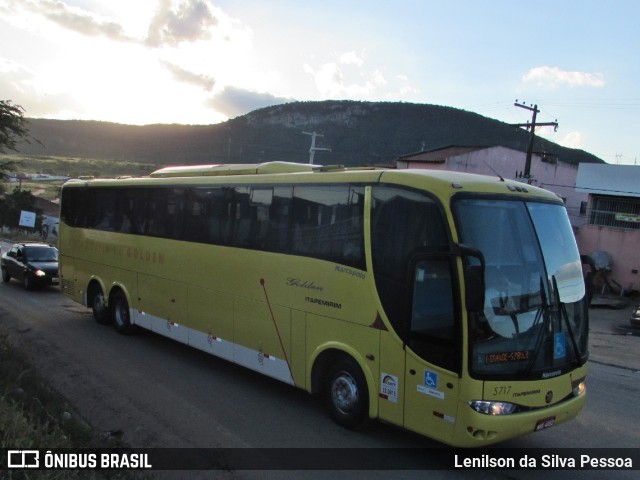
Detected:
left=58, top=161, right=588, bottom=447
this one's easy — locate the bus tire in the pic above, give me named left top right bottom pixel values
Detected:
left=324, top=356, right=369, bottom=430
left=89, top=284, right=110, bottom=325
left=111, top=289, right=136, bottom=335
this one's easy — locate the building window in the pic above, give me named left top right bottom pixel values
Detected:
left=588, top=195, right=640, bottom=230
left=580, top=201, right=587, bottom=216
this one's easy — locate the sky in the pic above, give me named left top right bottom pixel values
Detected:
left=1, top=0, right=639, bottom=165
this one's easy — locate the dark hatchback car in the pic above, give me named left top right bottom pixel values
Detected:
left=1, top=242, right=59, bottom=290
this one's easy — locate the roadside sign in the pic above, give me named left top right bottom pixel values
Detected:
left=19, top=210, right=36, bottom=228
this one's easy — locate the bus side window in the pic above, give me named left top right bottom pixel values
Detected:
left=200, top=187, right=233, bottom=245
left=232, top=187, right=252, bottom=247
left=93, top=189, right=116, bottom=231
left=249, top=188, right=274, bottom=249
left=184, top=189, right=208, bottom=242
left=165, top=189, right=186, bottom=240
left=145, top=188, right=168, bottom=237
left=267, top=187, right=293, bottom=252
left=291, top=185, right=364, bottom=269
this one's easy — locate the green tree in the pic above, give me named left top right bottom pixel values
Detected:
left=1, top=100, right=32, bottom=195
left=0, top=159, right=15, bottom=196
left=0, top=187, right=39, bottom=230
left=0, top=100, right=30, bottom=154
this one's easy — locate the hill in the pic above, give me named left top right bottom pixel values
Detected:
left=16, top=101, right=604, bottom=167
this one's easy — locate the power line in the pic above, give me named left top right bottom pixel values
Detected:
left=540, top=183, right=640, bottom=196
left=543, top=100, right=640, bottom=110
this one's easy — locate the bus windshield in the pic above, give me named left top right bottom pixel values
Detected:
left=454, top=198, right=588, bottom=380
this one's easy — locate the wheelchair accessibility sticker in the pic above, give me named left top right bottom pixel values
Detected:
left=417, top=369, right=444, bottom=399
left=554, top=332, right=567, bottom=360
left=424, top=370, right=438, bottom=388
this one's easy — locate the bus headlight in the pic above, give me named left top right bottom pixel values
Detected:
left=35, top=270, right=46, bottom=277
left=572, top=381, right=586, bottom=397
left=469, top=400, right=518, bottom=415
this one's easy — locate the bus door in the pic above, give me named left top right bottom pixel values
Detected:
left=402, top=257, right=460, bottom=443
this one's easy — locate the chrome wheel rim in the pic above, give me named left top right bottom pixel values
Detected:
left=331, top=373, right=358, bottom=413
left=93, top=293, right=106, bottom=316
left=114, top=301, right=128, bottom=327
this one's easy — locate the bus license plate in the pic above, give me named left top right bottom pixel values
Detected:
left=534, top=416, right=556, bottom=431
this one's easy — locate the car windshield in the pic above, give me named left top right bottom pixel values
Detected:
left=454, top=198, right=588, bottom=380
left=24, top=247, right=58, bottom=262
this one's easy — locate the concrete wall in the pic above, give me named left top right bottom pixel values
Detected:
left=576, top=223, right=640, bottom=293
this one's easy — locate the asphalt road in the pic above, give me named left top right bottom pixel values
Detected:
left=1, top=240, right=638, bottom=479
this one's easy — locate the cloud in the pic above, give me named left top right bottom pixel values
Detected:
left=0, top=58, right=81, bottom=118
left=372, top=69, right=386, bottom=86
left=6, top=0, right=223, bottom=47
left=161, top=61, right=215, bottom=91
left=12, top=0, right=134, bottom=42
left=303, top=62, right=378, bottom=98
left=302, top=51, right=417, bottom=99
left=559, top=131, right=586, bottom=149
left=340, top=50, right=364, bottom=67
left=147, top=0, right=218, bottom=47
left=523, top=66, right=605, bottom=88
left=207, top=86, right=292, bottom=118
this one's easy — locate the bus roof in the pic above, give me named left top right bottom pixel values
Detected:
left=64, top=161, right=560, bottom=202
left=148, top=161, right=377, bottom=177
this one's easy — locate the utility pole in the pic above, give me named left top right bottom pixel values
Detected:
left=512, top=101, right=558, bottom=183
left=302, top=131, right=331, bottom=164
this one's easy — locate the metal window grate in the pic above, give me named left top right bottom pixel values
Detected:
left=588, top=195, right=640, bottom=230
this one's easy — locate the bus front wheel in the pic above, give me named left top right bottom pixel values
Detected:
left=324, top=356, right=369, bottom=430
left=111, top=290, right=136, bottom=335
left=89, top=286, right=110, bottom=325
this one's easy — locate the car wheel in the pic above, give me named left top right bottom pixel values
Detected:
left=23, top=273, right=36, bottom=290
left=1, top=267, right=10, bottom=283
left=324, top=356, right=369, bottom=430
left=111, top=289, right=136, bottom=334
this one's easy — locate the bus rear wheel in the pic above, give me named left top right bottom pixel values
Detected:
left=324, top=356, right=369, bottom=430
left=111, top=289, right=136, bottom=335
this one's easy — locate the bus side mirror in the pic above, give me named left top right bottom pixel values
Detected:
left=456, top=244, right=485, bottom=313
left=464, top=264, right=485, bottom=312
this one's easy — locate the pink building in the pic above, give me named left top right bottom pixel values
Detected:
left=396, top=145, right=588, bottom=227
left=575, top=164, right=640, bottom=293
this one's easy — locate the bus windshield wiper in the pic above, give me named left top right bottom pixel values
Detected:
left=522, top=276, right=551, bottom=377
left=555, top=276, right=586, bottom=367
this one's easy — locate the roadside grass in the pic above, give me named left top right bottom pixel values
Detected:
left=1, top=155, right=156, bottom=179
left=1, top=154, right=157, bottom=205
left=13, top=181, right=61, bottom=202
left=0, top=332, right=147, bottom=479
